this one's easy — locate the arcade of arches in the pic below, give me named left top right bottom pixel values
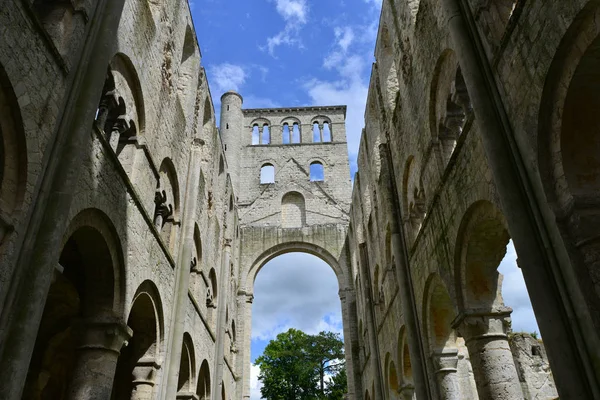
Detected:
left=1, top=1, right=600, bottom=400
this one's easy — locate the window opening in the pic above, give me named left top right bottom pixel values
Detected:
left=261, top=124, right=271, bottom=144
left=313, top=122, right=321, bottom=142
left=282, top=123, right=291, bottom=144
left=310, top=162, right=324, bottom=181
left=260, top=164, right=275, bottom=184
left=323, top=122, right=332, bottom=142
left=292, top=123, right=300, bottom=143
left=252, top=125, right=260, bottom=145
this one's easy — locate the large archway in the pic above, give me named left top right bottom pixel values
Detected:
left=238, top=241, right=358, bottom=396
left=22, top=209, right=128, bottom=400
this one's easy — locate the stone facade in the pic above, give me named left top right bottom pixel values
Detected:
left=1, top=0, right=600, bottom=400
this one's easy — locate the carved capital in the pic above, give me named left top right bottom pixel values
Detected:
left=74, top=315, right=132, bottom=354
left=452, top=308, right=512, bottom=342
left=431, top=349, right=459, bottom=373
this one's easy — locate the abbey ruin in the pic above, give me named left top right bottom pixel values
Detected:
left=1, top=0, right=600, bottom=399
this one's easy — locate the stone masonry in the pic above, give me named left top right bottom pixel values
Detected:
left=0, top=0, right=600, bottom=399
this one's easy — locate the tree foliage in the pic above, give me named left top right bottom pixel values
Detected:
left=255, top=328, right=347, bottom=399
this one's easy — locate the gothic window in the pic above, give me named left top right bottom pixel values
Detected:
left=196, top=360, right=211, bottom=399
left=260, top=164, right=275, bottom=184
left=310, top=162, right=324, bottom=182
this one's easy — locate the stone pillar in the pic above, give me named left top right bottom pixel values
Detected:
left=161, top=139, right=203, bottom=400
left=211, top=239, right=232, bottom=400
left=239, top=291, right=253, bottom=400
left=453, top=310, right=523, bottom=400
left=339, top=288, right=361, bottom=399
left=318, top=124, right=324, bottom=142
left=67, top=316, right=132, bottom=400
left=378, top=143, right=433, bottom=399
left=131, top=359, right=161, bottom=400
left=358, top=243, right=385, bottom=400
left=439, top=0, right=600, bottom=396
left=399, top=383, right=415, bottom=400
left=432, top=349, right=460, bottom=400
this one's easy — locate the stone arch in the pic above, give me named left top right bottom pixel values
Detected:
left=454, top=200, right=510, bottom=311
left=385, top=352, right=400, bottom=396
left=538, top=1, right=600, bottom=331
left=378, top=22, right=400, bottom=113
left=429, top=50, right=472, bottom=165
left=281, top=191, right=306, bottom=228
left=196, top=359, right=211, bottom=399
left=396, top=326, right=417, bottom=399
left=453, top=200, right=526, bottom=399
left=23, top=208, right=126, bottom=400
left=0, top=60, right=27, bottom=246
left=177, top=25, right=200, bottom=117
left=423, top=273, right=461, bottom=399
left=177, top=332, right=196, bottom=395
left=202, top=96, right=213, bottom=139
left=109, top=52, right=146, bottom=135
left=113, top=280, right=164, bottom=400
left=246, top=241, right=346, bottom=292
left=156, top=157, right=180, bottom=251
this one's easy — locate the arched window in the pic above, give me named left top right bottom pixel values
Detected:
left=252, top=124, right=260, bottom=145
left=323, top=122, right=332, bottom=142
left=313, top=122, right=321, bottom=142
left=196, top=360, right=211, bottom=399
left=260, top=164, right=275, bottom=184
left=292, top=123, right=301, bottom=143
left=282, top=123, right=291, bottom=144
left=281, top=192, right=306, bottom=228
left=310, top=162, right=324, bottom=181
left=262, top=124, right=271, bottom=144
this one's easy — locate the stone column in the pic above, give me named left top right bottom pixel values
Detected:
left=339, top=288, right=361, bottom=399
left=432, top=349, right=460, bottom=400
left=161, top=139, right=203, bottom=399
left=67, top=315, right=132, bottom=400
left=453, top=310, right=523, bottom=400
left=358, top=243, right=385, bottom=400
left=439, top=0, right=599, bottom=396
left=131, top=358, right=161, bottom=400
left=399, top=383, right=415, bottom=400
left=211, top=239, right=232, bottom=400
left=378, top=143, right=432, bottom=399
left=239, top=291, right=253, bottom=400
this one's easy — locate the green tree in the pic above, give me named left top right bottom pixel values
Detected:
left=255, top=328, right=347, bottom=400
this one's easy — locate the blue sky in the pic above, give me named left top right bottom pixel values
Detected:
left=191, top=0, right=383, bottom=176
left=190, top=2, right=539, bottom=399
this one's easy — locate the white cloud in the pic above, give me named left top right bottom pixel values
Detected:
left=263, top=0, right=309, bottom=55
left=209, top=63, right=247, bottom=93
left=335, top=26, right=355, bottom=52
left=250, top=364, right=263, bottom=400
left=252, top=253, right=341, bottom=341
left=273, top=0, right=308, bottom=23
left=498, top=241, right=541, bottom=334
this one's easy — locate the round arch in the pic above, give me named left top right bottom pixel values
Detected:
left=453, top=200, right=510, bottom=312
left=246, top=241, right=346, bottom=292
left=109, top=52, right=146, bottom=135
left=538, top=1, right=600, bottom=331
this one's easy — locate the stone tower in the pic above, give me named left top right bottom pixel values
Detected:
left=220, top=91, right=244, bottom=192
